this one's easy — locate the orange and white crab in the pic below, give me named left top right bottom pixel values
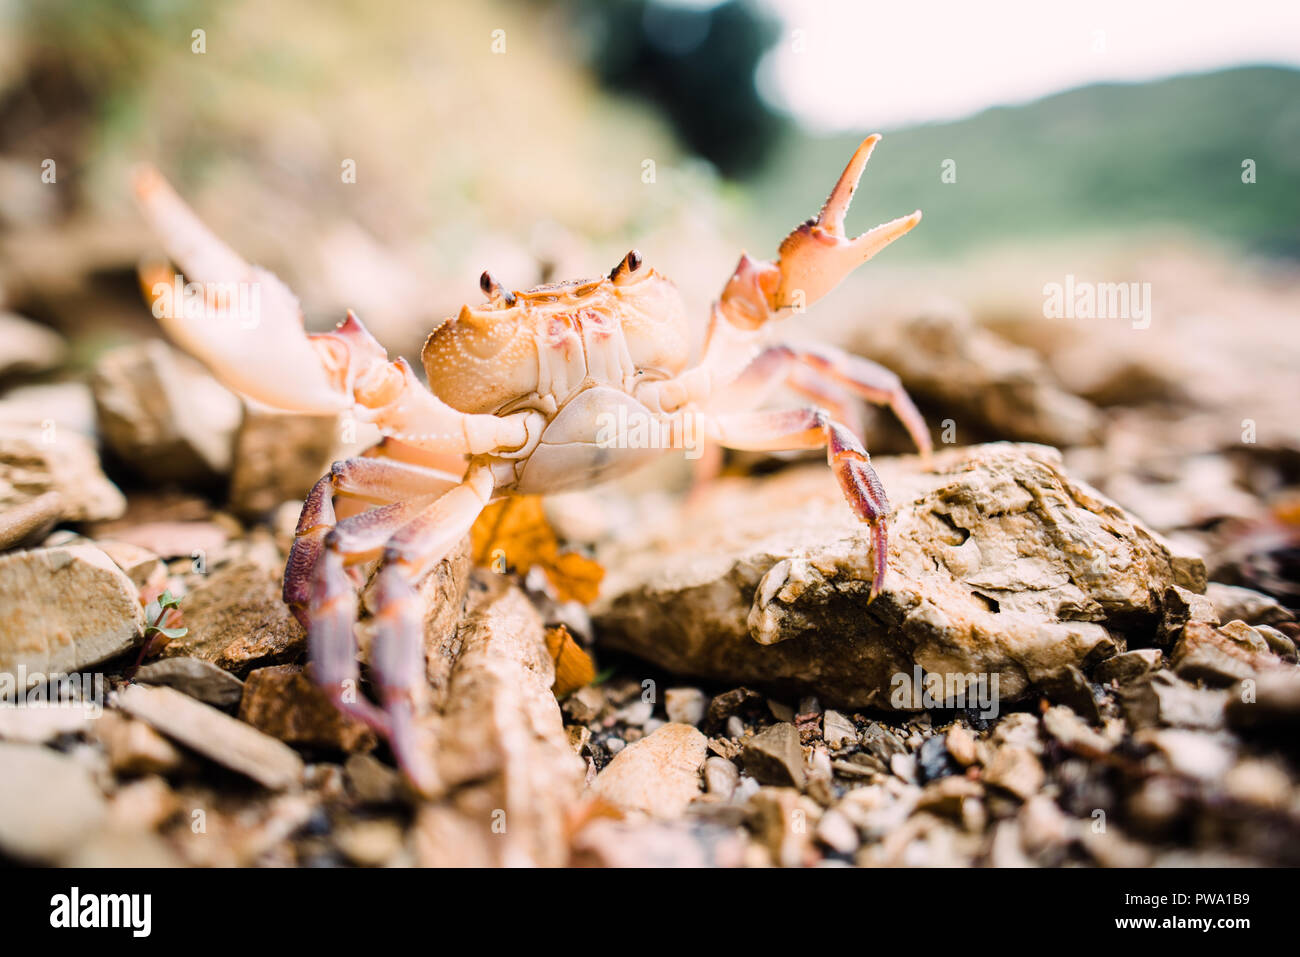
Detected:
left=133, top=135, right=930, bottom=791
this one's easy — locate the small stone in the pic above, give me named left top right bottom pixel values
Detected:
left=160, top=560, right=305, bottom=677
left=889, top=751, right=917, bottom=784
left=135, top=656, right=245, bottom=708
left=94, top=539, right=166, bottom=591
left=591, top=722, right=707, bottom=817
left=0, top=312, right=66, bottom=378
left=239, top=664, right=376, bottom=753
left=91, top=340, right=241, bottom=482
left=815, top=807, right=859, bottom=855
left=984, top=745, right=1044, bottom=800
left=664, top=687, right=707, bottom=726
left=703, top=755, right=740, bottom=799
left=0, top=425, right=125, bottom=522
left=725, top=715, right=746, bottom=739
left=1159, top=584, right=1220, bottom=644
left=945, top=723, right=977, bottom=766
left=0, top=490, right=62, bottom=551
left=1137, top=728, right=1235, bottom=781
left=95, top=711, right=184, bottom=775
left=1042, top=704, right=1112, bottom=754
left=1221, top=759, right=1292, bottom=809
left=1172, top=620, right=1277, bottom=685
left=566, top=724, right=590, bottom=754
left=767, top=699, right=795, bottom=723
left=918, top=734, right=958, bottom=781
left=1119, top=670, right=1227, bottom=730
left=606, top=736, right=626, bottom=754
left=822, top=709, right=857, bottom=749
left=563, top=684, right=603, bottom=724
left=991, top=712, right=1043, bottom=753
left=0, top=544, right=144, bottom=685
left=1038, top=664, right=1102, bottom=723
left=742, top=722, right=806, bottom=788
left=114, top=683, right=303, bottom=790
left=1205, top=582, right=1295, bottom=629
left=1255, top=624, right=1297, bottom=662
left=335, top=818, right=405, bottom=867
left=345, top=752, right=402, bottom=804
left=748, top=787, right=818, bottom=867
left=1094, top=648, right=1162, bottom=685
left=229, top=408, right=339, bottom=519
left=915, top=775, right=982, bottom=817
left=0, top=742, right=107, bottom=862
left=860, top=722, right=908, bottom=763
left=706, top=687, right=763, bottom=727
left=616, top=697, right=654, bottom=727
left=105, top=775, right=180, bottom=832
left=1226, top=670, right=1300, bottom=732
left=0, top=704, right=94, bottom=743
left=797, top=695, right=821, bottom=716
left=1019, top=795, right=1073, bottom=855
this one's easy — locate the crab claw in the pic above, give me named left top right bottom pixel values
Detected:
left=132, top=165, right=350, bottom=413
left=773, top=134, right=921, bottom=310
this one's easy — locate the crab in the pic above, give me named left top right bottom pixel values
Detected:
left=132, top=134, right=930, bottom=791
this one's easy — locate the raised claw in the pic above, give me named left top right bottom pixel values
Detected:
left=774, top=134, right=921, bottom=310
left=133, top=165, right=349, bottom=413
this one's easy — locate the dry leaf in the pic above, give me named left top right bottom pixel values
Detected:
left=545, top=624, right=595, bottom=696
left=470, top=495, right=605, bottom=603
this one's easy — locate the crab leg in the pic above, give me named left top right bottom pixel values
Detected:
left=706, top=343, right=931, bottom=459
left=363, top=465, right=495, bottom=793
left=708, top=407, right=892, bottom=599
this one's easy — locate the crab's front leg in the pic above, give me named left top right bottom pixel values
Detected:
left=705, top=407, right=891, bottom=599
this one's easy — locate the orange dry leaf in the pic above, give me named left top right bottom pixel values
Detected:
left=470, top=495, right=605, bottom=604
left=545, top=624, right=596, bottom=697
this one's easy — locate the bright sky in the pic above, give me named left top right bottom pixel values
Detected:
left=754, top=0, right=1300, bottom=130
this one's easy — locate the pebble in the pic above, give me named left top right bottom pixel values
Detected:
left=945, top=722, right=978, bottom=766
left=703, top=755, right=740, bottom=800
left=591, top=722, right=707, bottom=817
left=984, top=745, right=1044, bottom=800
left=239, top=664, right=376, bottom=753
left=664, top=687, right=707, bottom=726
left=135, top=656, right=245, bottom=708
left=742, top=722, right=806, bottom=788
left=815, top=808, right=860, bottom=855
left=0, top=742, right=107, bottom=862
left=822, top=709, right=857, bottom=749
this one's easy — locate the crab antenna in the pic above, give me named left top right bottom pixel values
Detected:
left=479, top=270, right=515, bottom=305
left=610, top=249, right=643, bottom=282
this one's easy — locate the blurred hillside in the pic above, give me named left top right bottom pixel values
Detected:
left=753, top=66, right=1300, bottom=261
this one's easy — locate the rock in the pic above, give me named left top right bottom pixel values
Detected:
left=344, top=752, right=403, bottom=804
left=591, top=722, right=707, bottom=817
left=822, top=709, right=857, bottom=749
left=706, top=687, right=765, bottom=728
left=915, top=774, right=982, bottom=816
left=0, top=704, right=95, bottom=742
left=815, top=807, right=860, bottom=855
left=0, top=490, right=63, bottom=551
left=91, top=340, right=241, bottom=482
left=160, top=560, right=304, bottom=676
left=103, top=520, right=231, bottom=560
left=1042, top=705, right=1112, bottom=754
left=0, top=544, right=143, bottom=685
left=134, top=656, right=245, bottom=708
left=334, top=818, right=405, bottom=867
left=113, top=683, right=304, bottom=790
left=1119, top=671, right=1227, bottom=730
left=1255, top=624, right=1298, bottom=662
left=0, top=381, right=96, bottom=436
left=664, top=687, right=707, bottom=726
left=742, top=722, right=806, bottom=788
left=1222, top=759, right=1293, bottom=809
left=918, top=734, right=959, bottom=782
left=1171, top=620, right=1279, bottom=686
left=1226, top=670, right=1300, bottom=733
left=1094, top=648, right=1162, bottom=685
left=413, top=576, right=585, bottom=867
left=984, top=745, right=1044, bottom=800
left=0, top=312, right=66, bottom=378
left=861, top=722, right=909, bottom=764
left=1038, top=664, right=1102, bottom=723
left=1159, top=584, right=1220, bottom=644
left=703, top=755, right=740, bottom=799
left=571, top=817, right=747, bottom=867
left=0, top=424, right=125, bottom=522
left=94, top=539, right=166, bottom=591
left=1205, top=582, right=1295, bottom=629
left=0, top=742, right=107, bottom=862
left=563, top=684, right=604, bottom=724
left=748, top=787, right=819, bottom=867
left=594, top=444, right=1184, bottom=709
left=840, top=306, right=1103, bottom=447
left=944, top=723, right=977, bottom=767
left=228, top=408, right=339, bottom=518
left=1137, top=728, right=1235, bottom=781
left=94, top=711, right=184, bottom=775
left=239, top=664, right=376, bottom=752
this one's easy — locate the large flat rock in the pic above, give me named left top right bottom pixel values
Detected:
left=593, top=443, right=1194, bottom=709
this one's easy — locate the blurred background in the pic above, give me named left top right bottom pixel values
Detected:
left=1, top=0, right=1298, bottom=602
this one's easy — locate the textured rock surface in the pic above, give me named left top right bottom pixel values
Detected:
left=0, top=742, right=107, bottom=862
left=0, top=544, right=144, bottom=685
left=239, top=664, right=376, bottom=752
left=0, top=425, right=125, bottom=522
left=228, top=408, right=339, bottom=518
left=590, top=722, right=707, bottom=817
left=91, top=339, right=241, bottom=482
left=594, top=443, right=1192, bottom=709
left=412, top=575, right=586, bottom=866
left=160, top=559, right=305, bottom=676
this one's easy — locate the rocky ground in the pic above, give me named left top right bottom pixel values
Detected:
left=1, top=272, right=1299, bottom=867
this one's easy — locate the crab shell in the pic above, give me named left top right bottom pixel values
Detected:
left=420, top=264, right=691, bottom=415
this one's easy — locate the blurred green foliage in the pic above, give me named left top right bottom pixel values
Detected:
left=752, top=67, right=1300, bottom=260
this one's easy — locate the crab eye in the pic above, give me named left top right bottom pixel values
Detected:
left=610, top=249, right=644, bottom=284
